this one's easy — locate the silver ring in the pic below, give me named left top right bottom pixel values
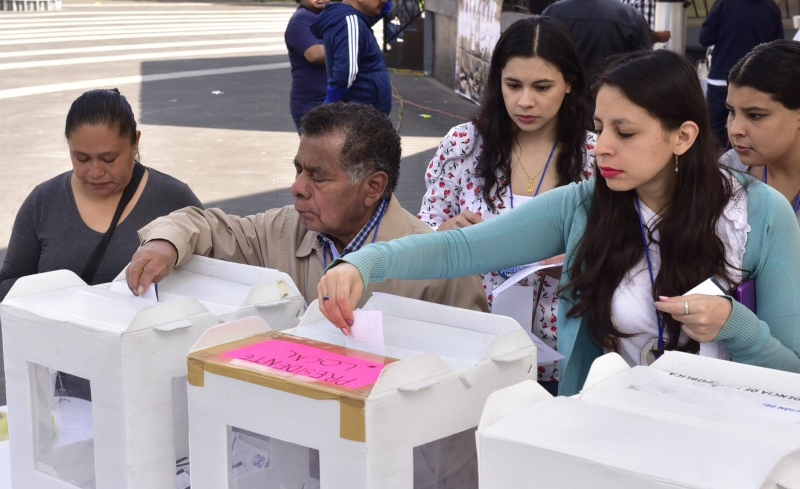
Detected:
left=322, top=293, right=330, bottom=301
left=684, top=301, right=690, bottom=315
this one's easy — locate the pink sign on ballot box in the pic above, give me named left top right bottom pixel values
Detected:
left=222, top=340, right=386, bottom=389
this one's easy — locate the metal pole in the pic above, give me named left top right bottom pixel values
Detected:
left=424, top=12, right=433, bottom=75
left=654, top=0, right=686, bottom=54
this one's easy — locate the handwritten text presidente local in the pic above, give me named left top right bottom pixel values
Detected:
left=223, top=340, right=386, bottom=389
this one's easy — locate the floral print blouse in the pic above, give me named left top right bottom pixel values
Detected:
left=418, top=121, right=596, bottom=382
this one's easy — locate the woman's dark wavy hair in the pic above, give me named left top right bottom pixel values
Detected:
left=474, top=16, right=590, bottom=211
left=564, top=50, right=734, bottom=353
left=728, top=39, right=800, bottom=111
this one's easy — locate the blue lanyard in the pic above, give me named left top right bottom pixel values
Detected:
left=499, top=140, right=558, bottom=279
left=508, top=139, right=558, bottom=209
left=322, top=204, right=387, bottom=269
left=635, top=196, right=666, bottom=352
left=763, top=167, right=800, bottom=214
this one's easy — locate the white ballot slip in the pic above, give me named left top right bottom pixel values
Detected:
left=230, top=434, right=270, bottom=477
left=491, top=280, right=565, bottom=366
left=684, top=278, right=730, bottom=361
left=346, top=310, right=386, bottom=356
left=491, top=261, right=563, bottom=297
left=492, top=261, right=564, bottom=297
left=176, top=471, right=190, bottom=489
left=107, top=280, right=158, bottom=300
left=141, top=284, right=158, bottom=301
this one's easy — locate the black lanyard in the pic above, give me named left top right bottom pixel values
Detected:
left=80, top=162, right=145, bottom=284
left=635, top=196, right=666, bottom=352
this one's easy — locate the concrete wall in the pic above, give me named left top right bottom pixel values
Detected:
left=424, top=0, right=529, bottom=90
left=425, top=0, right=458, bottom=88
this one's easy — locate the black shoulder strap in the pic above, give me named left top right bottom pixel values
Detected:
left=80, top=162, right=146, bottom=284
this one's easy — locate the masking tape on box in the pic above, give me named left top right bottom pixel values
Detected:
left=187, top=332, right=392, bottom=442
left=0, top=411, right=8, bottom=442
left=189, top=357, right=367, bottom=442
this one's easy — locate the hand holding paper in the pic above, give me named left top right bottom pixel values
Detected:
left=654, top=278, right=734, bottom=357
left=318, top=263, right=363, bottom=334
left=126, top=240, right=178, bottom=296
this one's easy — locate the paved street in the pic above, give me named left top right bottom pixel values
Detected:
left=0, top=0, right=479, bottom=261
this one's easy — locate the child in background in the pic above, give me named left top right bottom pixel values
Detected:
left=311, top=0, right=393, bottom=115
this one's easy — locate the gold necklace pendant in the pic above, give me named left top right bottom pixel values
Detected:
left=512, top=139, right=557, bottom=196
left=525, top=179, right=536, bottom=193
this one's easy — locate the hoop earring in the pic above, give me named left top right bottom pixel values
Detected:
left=674, top=154, right=679, bottom=173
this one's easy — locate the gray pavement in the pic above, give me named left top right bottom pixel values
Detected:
left=0, top=1, right=476, bottom=255
left=0, top=0, right=477, bottom=405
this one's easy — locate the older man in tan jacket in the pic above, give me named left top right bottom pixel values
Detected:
left=126, top=102, right=488, bottom=314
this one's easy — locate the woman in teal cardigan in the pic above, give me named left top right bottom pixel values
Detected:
left=318, top=50, right=800, bottom=396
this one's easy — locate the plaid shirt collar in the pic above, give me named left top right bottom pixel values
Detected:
left=317, top=198, right=389, bottom=258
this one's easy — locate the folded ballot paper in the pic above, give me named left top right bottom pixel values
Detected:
left=491, top=261, right=565, bottom=365
left=477, top=352, right=800, bottom=489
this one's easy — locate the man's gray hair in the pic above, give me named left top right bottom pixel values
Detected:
left=300, top=102, right=401, bottom=199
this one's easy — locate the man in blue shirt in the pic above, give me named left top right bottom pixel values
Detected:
left=699, top=0, right=783, bottom=149
left=285, top=0, right=329, bottom=133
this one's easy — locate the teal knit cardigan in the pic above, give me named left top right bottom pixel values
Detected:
left=337, top=171, right=800, bottom=395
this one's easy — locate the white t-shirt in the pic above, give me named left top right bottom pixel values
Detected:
left=610, top=177, right=750, bottom=366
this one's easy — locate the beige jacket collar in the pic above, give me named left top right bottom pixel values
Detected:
left=295, top=195, right=404, bottom=259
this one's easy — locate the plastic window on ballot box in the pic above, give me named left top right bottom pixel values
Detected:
left=228, top=427, right=320, bottom=489
left=29, top=364, right=196, bottom=489
left=413, top=427, right=479, bottom=489
left=222, top=426, right=480, bottom=489
left=31, top=364, right=96, bottom=488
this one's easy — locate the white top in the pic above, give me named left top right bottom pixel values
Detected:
left=719, top=148, right=800, bottom=226
left=611, top=177, right=750, bottom=366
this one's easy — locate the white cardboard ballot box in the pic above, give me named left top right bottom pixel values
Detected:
left=108, top=254, right=306, bottom=326
left=477, top=352, right=800, bottom=489
left=0, top=260, right=305, bottom=489
left=186, top=293, right=538, bottom=489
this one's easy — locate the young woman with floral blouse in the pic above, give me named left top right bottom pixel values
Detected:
left=417, top=16, right=595, bottom=391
